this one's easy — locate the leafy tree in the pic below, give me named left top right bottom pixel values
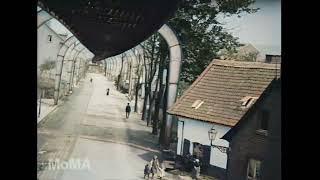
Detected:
left=39, top=60, right=56, bottom=74
left=167, top=0, right=258, bottom=83
left=138, top=0, right=258, bottom=145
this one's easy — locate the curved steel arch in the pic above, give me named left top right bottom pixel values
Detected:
left=75, top=49, right=87, bottom=83
left=70, top=46, right=86, bottom=90
left=125, top=51, right=136, bottom=97
left=66, top=41, right=83, bottom=91
left=111, top=57, right=116, bottom=77
left=157, top=24, right=182, bottom=144
left=54, top=35, right=78, bottom=105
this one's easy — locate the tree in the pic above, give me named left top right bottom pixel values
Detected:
left=131, top=48, right=144, bottom=113
left=116, top=54, right=125, bottom=90
left=140, top=34, right=161, bottom=126
left=39, top=60, right=56, bottom=74
left=167, top=0, right=258, bottom=83
left=238, top=51, right=259, bottom=61
left=103, top=59, right=107, bottom=76
left=138, top=0, right=258, bottom=144
left=152, top=37, right=168, bottom=135
left=39, top=60, right=56, bottom=99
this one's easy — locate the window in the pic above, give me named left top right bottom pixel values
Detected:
left=259, top=110, right=269, bottom=131
left=192, top=142, right=203, bottom=159
left=247, top=158, right=262, bottom=180
left=48, top=35, right=52, bottom=42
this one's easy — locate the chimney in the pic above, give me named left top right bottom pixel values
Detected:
left=265, top=54, right=281, bottom=64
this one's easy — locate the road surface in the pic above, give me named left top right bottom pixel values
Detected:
left=37, top=73, right=160, bottom=180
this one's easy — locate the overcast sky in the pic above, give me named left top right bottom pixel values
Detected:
left=217, top=0, right=281, bottom=55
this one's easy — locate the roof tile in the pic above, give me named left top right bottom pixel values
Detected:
left=168, top=59, right=280, bottom=126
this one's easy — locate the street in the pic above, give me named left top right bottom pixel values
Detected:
left=37, top=73, right=160, bottom=180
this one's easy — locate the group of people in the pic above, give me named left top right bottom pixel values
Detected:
left=144, top=155, right=165, bottom=179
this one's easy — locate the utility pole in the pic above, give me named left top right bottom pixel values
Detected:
left=38, top=89, right=42, bottom=118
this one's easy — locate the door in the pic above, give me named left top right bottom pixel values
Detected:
left=183, top=139, right=190, bottom=156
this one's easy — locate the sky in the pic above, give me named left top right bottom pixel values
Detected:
left=217, top=0, right=281, bottom=56
left=43, top=0, right=281, bottom=56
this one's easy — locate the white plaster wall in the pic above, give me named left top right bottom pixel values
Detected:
left=37, top=24, right=66, bottom=94
left=37, top=24, right=64, bottom=73
left=176, top=117, right=231, bottom=169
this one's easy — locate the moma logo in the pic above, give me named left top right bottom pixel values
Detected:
left=44, top=158, right=91, bottom=170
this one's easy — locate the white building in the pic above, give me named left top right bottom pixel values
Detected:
left=38, top=18, right=68, bottom=99
left=37, top=23, right=66, bottom=76
left=167, top=59, right=280, bottom=177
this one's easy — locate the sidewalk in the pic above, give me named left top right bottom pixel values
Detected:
left=37, top=98, right=59, bottom=124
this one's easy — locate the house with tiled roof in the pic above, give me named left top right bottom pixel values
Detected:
left=167, top=59, right=280, bottom=178
left=221, top=79, right=281, bottom=180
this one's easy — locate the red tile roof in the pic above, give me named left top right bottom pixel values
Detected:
left=167, top=59, right=280, bottom=126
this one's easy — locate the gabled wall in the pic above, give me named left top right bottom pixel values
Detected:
left=37, top=24, right=64, bottom=75
left=177, top=117, right=231, bottom=169
left=227, top=82, right=281, bottom=180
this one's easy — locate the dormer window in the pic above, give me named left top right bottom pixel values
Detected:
left=255, top=109, right=269, bottom=136
left=192, top=100, right=204, bottom=109
left=240, top=96, right=257, bottom=108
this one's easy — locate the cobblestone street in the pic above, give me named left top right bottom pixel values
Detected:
left=37, top=73, right=160, bottom=180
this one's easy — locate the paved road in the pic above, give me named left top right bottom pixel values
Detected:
left=37, top=73, right=160, bottom=180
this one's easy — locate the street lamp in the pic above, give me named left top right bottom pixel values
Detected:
left=208, top=126, right=229, bottom=153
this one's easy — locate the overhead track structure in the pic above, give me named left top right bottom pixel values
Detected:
left=37, top=0, right=180, bottom=62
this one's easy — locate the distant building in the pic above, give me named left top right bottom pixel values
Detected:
left=264, top=54, right=281, bottom=64
left=219, top=43, right=264, bottom=62
left=222, top=79, right=281, bottom=180
left=167, top=59, right=280, bottom=179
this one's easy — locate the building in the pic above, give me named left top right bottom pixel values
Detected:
left=37, top=22, right=67, bottom=98
left=37, top=23, right=66, bottom=75
left=222, top=79, right=281, bottom=180
left=219, top=43, right=264, bottom=62
left=167, top=59, right=280, bottom=179
left=264, top=54, right=281, bottom=64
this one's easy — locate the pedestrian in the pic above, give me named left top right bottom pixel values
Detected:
left=150, top=155, right=160, bottom=179
left=125, top=103, right=131, bottom=118
left=158, top=163, right=165, bottom=179
left=191, top=159, right=200, bottom=180
left=90, top=78, right=92, bottom=83
left=144, top=163, right=150, bottom=179
left=106, top=88, right=110, bottom=96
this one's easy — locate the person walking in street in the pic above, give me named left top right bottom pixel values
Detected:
left=150, top=155, right=160, bottom=179
left=144, top=163, right=150, bottom=179
left=191, top=159, right=200, bottom=180
left=125, top=103, right=131, bottom=119
left=106, top=88, right=110, bottom=96
left=158, top=163, right=165, bottom=179
left=90, top=78, right=93, bottom=83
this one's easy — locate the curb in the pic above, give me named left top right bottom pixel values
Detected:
left=37, top=105, right=58, bottom=124
left=37, top=100, right=64, bottom=124
left=80, top=135, right=161, bottom=153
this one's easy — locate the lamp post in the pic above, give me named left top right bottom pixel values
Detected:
left=208, top=126, right=229, bottom=153
left=208, top=126, right=231, bottom=180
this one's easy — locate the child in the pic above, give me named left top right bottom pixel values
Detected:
left=158, top=166, right=165, bottom=180
left=144, top=163, right=150, bottom=179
